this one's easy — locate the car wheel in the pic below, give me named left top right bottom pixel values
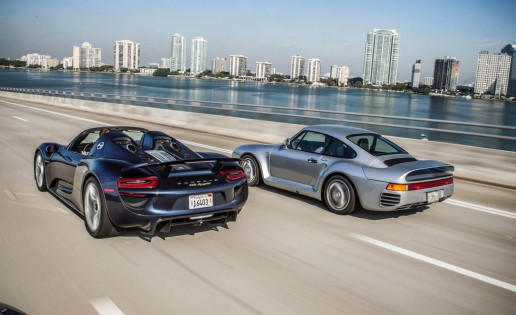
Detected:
left=324, top=175, right=356, bottom=215
left=241, top=155, right=262, bottom=186
left=34, top=152, right=48, bottom=192
left=83, top=177, right=120, bottom=238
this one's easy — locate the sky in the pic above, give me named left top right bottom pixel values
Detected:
left=1, top=0, right=515, bottom=83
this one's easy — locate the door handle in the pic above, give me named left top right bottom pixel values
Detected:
left=308, top=158, right=317, bottom=163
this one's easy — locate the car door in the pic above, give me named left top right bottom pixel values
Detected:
left=269, top=131, right=330, bottom=185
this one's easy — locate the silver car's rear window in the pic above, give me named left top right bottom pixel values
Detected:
left=347, top=134, right=407, bottom=156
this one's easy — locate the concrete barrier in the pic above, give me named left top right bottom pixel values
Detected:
left=2, top=91, right=515, bottom=189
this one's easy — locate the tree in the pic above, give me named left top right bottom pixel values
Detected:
left=152, top=68, right=171, bottom=77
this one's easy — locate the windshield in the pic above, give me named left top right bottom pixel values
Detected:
left=347, top=134, right=407, bottom=156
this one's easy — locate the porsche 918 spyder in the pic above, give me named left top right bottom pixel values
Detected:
left=34, top=126, right=248, bottom=238
left=233, top=125, right=453, bottom=214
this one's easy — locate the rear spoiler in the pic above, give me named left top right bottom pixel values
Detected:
left=122, top=157, right=242, bottom=174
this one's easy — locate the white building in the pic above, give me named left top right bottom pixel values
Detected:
left=170, top=33, right=186, bottom=72
left=160, top=58, right=171, bottom=69
left=212, top=57, right=227, bottom=74
left=229, top=55, right=247, bottom=76
left=190, top=37, right=207, bottom=74
left=72, top=42, right=101, bottom=70
left=113, top=40, right=140, bottom=71
left=474, top=50, right=512, bottom=96
left=62, top=57, right=73, bottom=69
left=41, top=57, right=59, bottom=69
left=338, top=66, right=349, bottom=86
left=256, top=62, right=272, bottom=79
left=139, top=68, right=156, bottom=76
left=25, top=53, right=51, bottom=66
left=330, top=65, right=340, bottom=79
left=411, top=59, right=421, bottom=88
left=422, top=77, right=434, bottom=86
left=290, top=55, right=305, bottom=81
left=307, top=58, right=321, bottom=83
left=363, top=29, right=400, bottom=85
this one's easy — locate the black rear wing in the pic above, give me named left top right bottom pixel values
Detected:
left=122, top=157, right=242, bottom=176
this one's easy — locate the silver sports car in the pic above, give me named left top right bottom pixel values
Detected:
left=233, top=125, right=454, bottom=214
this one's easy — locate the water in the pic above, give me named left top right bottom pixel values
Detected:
left=1, top=69, right=515, bottom=151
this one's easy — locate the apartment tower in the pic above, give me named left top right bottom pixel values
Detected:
left=363, top=29, right=400, bottom=85
left=474, top=51, right=511, bottom=96
left=170, top=33, right=186, bottom=72
left=290, top=55, right=305, bottom=81
left=433, top=57, right=460, bottom=91
left=113, top=40, right=140, bottom=71
left=190, top=37, right=207, bottom=74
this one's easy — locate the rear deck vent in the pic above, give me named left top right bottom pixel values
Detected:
left=384, top=158, right=417, bottom=167
left=380, top=193, right=401, bottom=207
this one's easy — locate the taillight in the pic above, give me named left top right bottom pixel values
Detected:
left=386, top=177, right=453, bottom=191
left=220, top=169, right=245, bottom=181
left=117, top=176, right=159, bottom=189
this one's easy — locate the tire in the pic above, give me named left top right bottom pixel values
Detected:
left=241, top=155, right=262, bottom=186
left=83, top=177, right=120, bottom=238
left=34, top=152, right=48, bottom=192
left=323, top=175, right=356, bottom=215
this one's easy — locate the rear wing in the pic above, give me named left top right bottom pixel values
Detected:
left=121, top=157, right=242, bottom=176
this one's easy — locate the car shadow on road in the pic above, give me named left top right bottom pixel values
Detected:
left=122, top=223, right=230, bottom=242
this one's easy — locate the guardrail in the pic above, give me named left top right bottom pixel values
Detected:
left=2, top=87, right=516, bottom=145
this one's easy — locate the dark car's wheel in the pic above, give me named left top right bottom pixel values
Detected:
left=83, top=177, right=120, bottom=238
left=324, top=175, right=356, bottom=215
left=34, top=152, right=48, bottom=192
left=241, top=155, right=262, bottom=186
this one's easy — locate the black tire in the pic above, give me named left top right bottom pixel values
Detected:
left=83, top=177, right=120, bottom=238
left=241, top=155, right=262, bottom=186
left=323, top=175, right=356, bottom=215
left=34, top=152, right=48, bottom=192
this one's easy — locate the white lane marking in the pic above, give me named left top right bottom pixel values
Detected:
left=12, top=115, right=28, bottom=122
left=2, top=101, right=108, bottom=125
left=4, top=189, right=17, bottom=201
left=180, top=139, right=233, bottom=155
left=445, top=199, right=516, bottom=220
left=55, top=207, right=69, bottom=214
left=351, top=233, right=516, bottom=293
left=90, top=297, right=125, bottom=315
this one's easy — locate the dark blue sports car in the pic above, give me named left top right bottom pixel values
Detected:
left=34, top=126, right=248, bottom=238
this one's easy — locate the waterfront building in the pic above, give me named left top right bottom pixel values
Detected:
left=139, top=68, right=155, bottom=76
left=433, top=57, right=460, bottom=91
left=62, top=57, right=73, bottom=69
left=256, top=62, right=272, bottom=79
left=411, top=59, right=421, bottom=88
left=113, top=40, right=140, bottom=71
left=212, top=57, right=227, bottom=74
left=159, top=58, right=171, bottom=69
left=72, top=42, right=101, bottom=70
left=190, top=37, right=207, bottom=74
left=338, top=66, right=350, bottom=86
left=363, top=29, right=400, bottom=85
left=290, top=55, right=305, bottom=81
left=474, top=51, right=511, bottom=97
left=25, top=53, right=51, bottom=67
left=170, top=33, right=186, bottom=72
left=229, top=55, right=247, bottom=77
left=307, top=59, right=321, bottom=83
left=422, top=77, right=434, bottom=86
left=330, top=65, right=339, bottom=79
left=501, top=44, right=516, bottom=97
left=41, top=57, right=59, bottom=69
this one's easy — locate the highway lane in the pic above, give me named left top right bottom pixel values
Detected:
left=0, top=99, right=515, bottom=315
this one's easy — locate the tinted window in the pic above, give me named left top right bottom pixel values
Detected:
left=348, top=134, right=407, bottom=156
left=323, top=139, right=356, bottom=158
left=292, top=131, right=329, bottom=154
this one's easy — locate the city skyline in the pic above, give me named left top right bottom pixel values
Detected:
left=1, top=0, right=515, bottom=83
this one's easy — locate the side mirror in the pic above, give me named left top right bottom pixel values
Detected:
left=283, top=138, right=291, bottom=149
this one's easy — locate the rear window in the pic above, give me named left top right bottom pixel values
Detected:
left=347, top=134, right=407, bottom=156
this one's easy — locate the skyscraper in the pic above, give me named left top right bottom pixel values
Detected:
left=212, top=57, right=227, bottom=74
left=330, top=65, right=339, bottom=79
left=433, top=57, right=460, bottom=91
left=170, top=33, right=186, bottom=72
left=229, top=55, right=247, bottom=76
left=411, top=60, right=421, bottom=88
left=501, top=44, right=516, bottom=97
left=338, top=66, right=350, bottom=86
left=363, top=29, right=400, bottom=85
left=73, top=42, right=101, bottom=70
left=113, top=40, right=140, bottom=71
left=256, top=62, right=272, bottom=79
left=190, top=37, right=207, bottom=74
left=474, top=51, right=511, bottom=96
left=290, top=55, right=305, bottom=81
left=307, top=59, right=321, bottom=83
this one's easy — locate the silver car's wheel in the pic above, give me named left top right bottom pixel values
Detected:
left=324, top=175, right=356, bottom=215
left=34, top=152, right=47, bottom=191
left=241, top=155, right=262, bottom=186
left=83, top=178, right=120, bottom=238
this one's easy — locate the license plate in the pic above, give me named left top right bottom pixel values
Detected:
left=189, top=193, right=213, bottom=209
left=427, top=190, right=444, bottom=203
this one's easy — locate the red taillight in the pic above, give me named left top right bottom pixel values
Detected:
left=220, top=169, right=245, bottom=181
left=407, top=178, right=453, bottom=191
left=117, top=176, right=159, bottom=189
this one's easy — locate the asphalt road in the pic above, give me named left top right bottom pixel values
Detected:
left=1, top=99, right=515, bottom=315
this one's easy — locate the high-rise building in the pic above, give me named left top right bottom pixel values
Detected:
left=256, top=62, right=272, bottom=79
left=160, top=58, right=171, bottom=69
left=338, top=66, right=350, bottom=86
left=501, top=44, right=516, bottom=97
left=73, top=42, right=101, bottom=70
left=411, top=59, right=421, bottom=88
left=422, top=77, right=434, bottom=86
left=229, top=55, right=247, bottom=76
left=290, top=55, right=305, bottom=81
left=62, top=57, right=73, bottom=69
left=190, top=37, right=207, bottom=74
left=307, top=59, right=321, bottom=82
left=212, top=57, right=227, bottom=74
left=433, top=57, right=460, bottom=91
left=113, top=40, right=140, bottom=71
left=330, top=65, right=340, bottom=79
left=363, top=29, right=400, bottom=85
left=474, top=51, right=511, bottom=96
left=170, top=33, right=186, bottom=72
left=25, top=53, right=51, bottom=66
